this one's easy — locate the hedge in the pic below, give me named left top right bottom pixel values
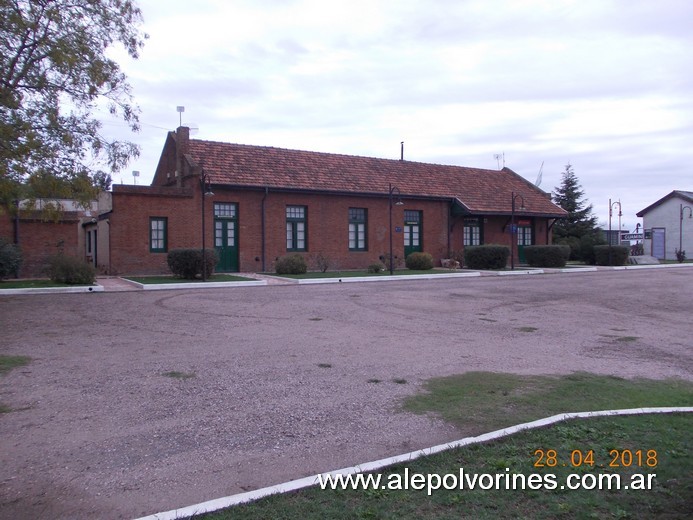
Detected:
left=275, top=254, right=307, bottom=274
left=594, top=245, right=629, bottom=266
left=523, top=245, right=569, bottom=268
left=405, top=252, right=434, bottom=270
left=167, top=248, right=219, bottom=279
left=464, top=245, right=510, bottom=270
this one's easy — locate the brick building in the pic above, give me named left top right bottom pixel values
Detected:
left=1, top=127, right=568, bottom=277
left=0, top=200, right=98, bottom=278
left=103, top=127, right=566, bottom=274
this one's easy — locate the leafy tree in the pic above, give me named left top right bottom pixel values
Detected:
left=552, top=164, right=603, bottom=260
left=0, top=0, right=146, bottom=211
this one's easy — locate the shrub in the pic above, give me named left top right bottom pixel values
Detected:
left=593, top=245, right=629, bottom=266
left=554, top=234, right=607, bottom=263
left=405, top=252, right=434, bottom=270
left=310, top=252, right=331, bottom=273
left=553, top=236, right=581, bottom=261
left=367, top=263, right=384, bottom=273
left=445, top=249, right=465, bottom=267
left=557, top=245, right=571, bottom=261
left=167, top=248, right=219, bottom=279
left=275, top=254, right=307, bottom=275
left=0, top=238, right=22, bottom=279
left=523, top=245, right=568, bottom=268
left=578, top=233, right=607, bottom=264
left=379, top=253, right=402, bottom=272
left=464, top=245, right=510, bottom=270
left=46, top=255, right=95, bottom=284
left=631, top=243, right=644, bottom=256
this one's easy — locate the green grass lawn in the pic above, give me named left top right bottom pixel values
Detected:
left=126, top=274, right=255, bottom=284
left=0, top=355, right=31, bottom=413
left=403, top=372, right=693, bottom=435
left=0, top=279, right=94, bottom=289
left=191, top=372, right=692, bottom=520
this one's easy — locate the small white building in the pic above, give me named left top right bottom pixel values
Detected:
left=636, top=190, right=693, bottom=260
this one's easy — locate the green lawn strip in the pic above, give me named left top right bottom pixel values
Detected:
left=403, top=372, right=693, bottom=435
left=0, top=355, right=31, bottom=374
left=162, top=370, right=196, bottom=379
left=269, top=269, right=463, bottom=279
left=0, top=355, right=31, bottom=413
left=181, top=373, right=692, bottom=519
left=126, top=274, right=255, bottom=284
left=0, top=279, right=93, bottom=288
left=196, top=413, right=691, bottom=520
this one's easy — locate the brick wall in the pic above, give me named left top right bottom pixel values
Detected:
left=108, top=180, right=557, bottom=275
left=109, top=185, right=196, bottom=275
left=0, top=215, right=81, bottom=278
left=217, top=189, right=454, bottom=272
left=108, top=183, right=459, bottom=274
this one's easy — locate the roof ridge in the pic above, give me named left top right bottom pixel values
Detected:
left=189, top=138, right=500, bottom=172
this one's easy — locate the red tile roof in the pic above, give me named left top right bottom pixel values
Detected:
left=188, top=139, right=567, bottom=217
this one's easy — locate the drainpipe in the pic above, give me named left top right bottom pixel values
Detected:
left=261, top=187, right=268, bottom=272
left=13, top=199, right=19, bottom=245
left=447, top=202, right=452, bottom=254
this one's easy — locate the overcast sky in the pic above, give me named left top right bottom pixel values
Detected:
left=106, top=0, right=693, bottom=230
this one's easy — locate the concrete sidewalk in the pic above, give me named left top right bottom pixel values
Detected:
left=95, top=276, right=142, bottom=292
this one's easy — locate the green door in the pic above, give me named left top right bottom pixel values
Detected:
left=214, top=203, right=239, bottom=272
left=403, top=210, right=423, bottom=258
left=517, top=221, right=533, bottom=264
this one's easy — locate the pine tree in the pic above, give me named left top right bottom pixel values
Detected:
left=552, top=164, right=603, bottom=260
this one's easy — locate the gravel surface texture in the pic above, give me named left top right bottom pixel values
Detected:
left=0, top=268, right=691, bottom=519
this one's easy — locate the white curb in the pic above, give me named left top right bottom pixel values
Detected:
left=556, top=267, right=599, bottom=273
left=497, top=269, right=544, bottom=276
left=296, top=272, right=482, bottom=284
left=133, top=406, right=692, bottom=520
left=123, top=279, right=267, bottom=290
left=0, top=285, right=104, bottom=295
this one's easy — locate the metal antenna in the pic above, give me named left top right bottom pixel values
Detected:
left=535, top=161, right=544, bottom=187
left=176, top=106, right=185, bottom=127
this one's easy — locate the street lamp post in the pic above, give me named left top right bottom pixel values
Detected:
left=680, top=203, right=693, bottom=257
left=608, top=199, right=622, bottom=266
left=388, top=183, right=403, bottom=275
left=200, top=168, right=214, bottom=281
left=510, top=191, right=525, bottom=270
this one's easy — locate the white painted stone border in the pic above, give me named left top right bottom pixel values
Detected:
left=0, top=285, right=104, bottom=296
left=123, top=279, right=267, bottom=290
left=133, top=406, right=692, bottom=520
left=496, top=269, right=544, bottom=276
left=296, top=272, right=482, bottom=284
left=555, top=267, right=598, bottom=273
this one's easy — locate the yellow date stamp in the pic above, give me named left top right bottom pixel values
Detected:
left=533, top=449, right=658, bottom=468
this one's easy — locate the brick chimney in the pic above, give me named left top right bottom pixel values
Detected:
left=175, top=126, right=190, bottom=187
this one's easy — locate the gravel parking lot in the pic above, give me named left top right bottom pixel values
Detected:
left=1, top=268, right=691, bottom=519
